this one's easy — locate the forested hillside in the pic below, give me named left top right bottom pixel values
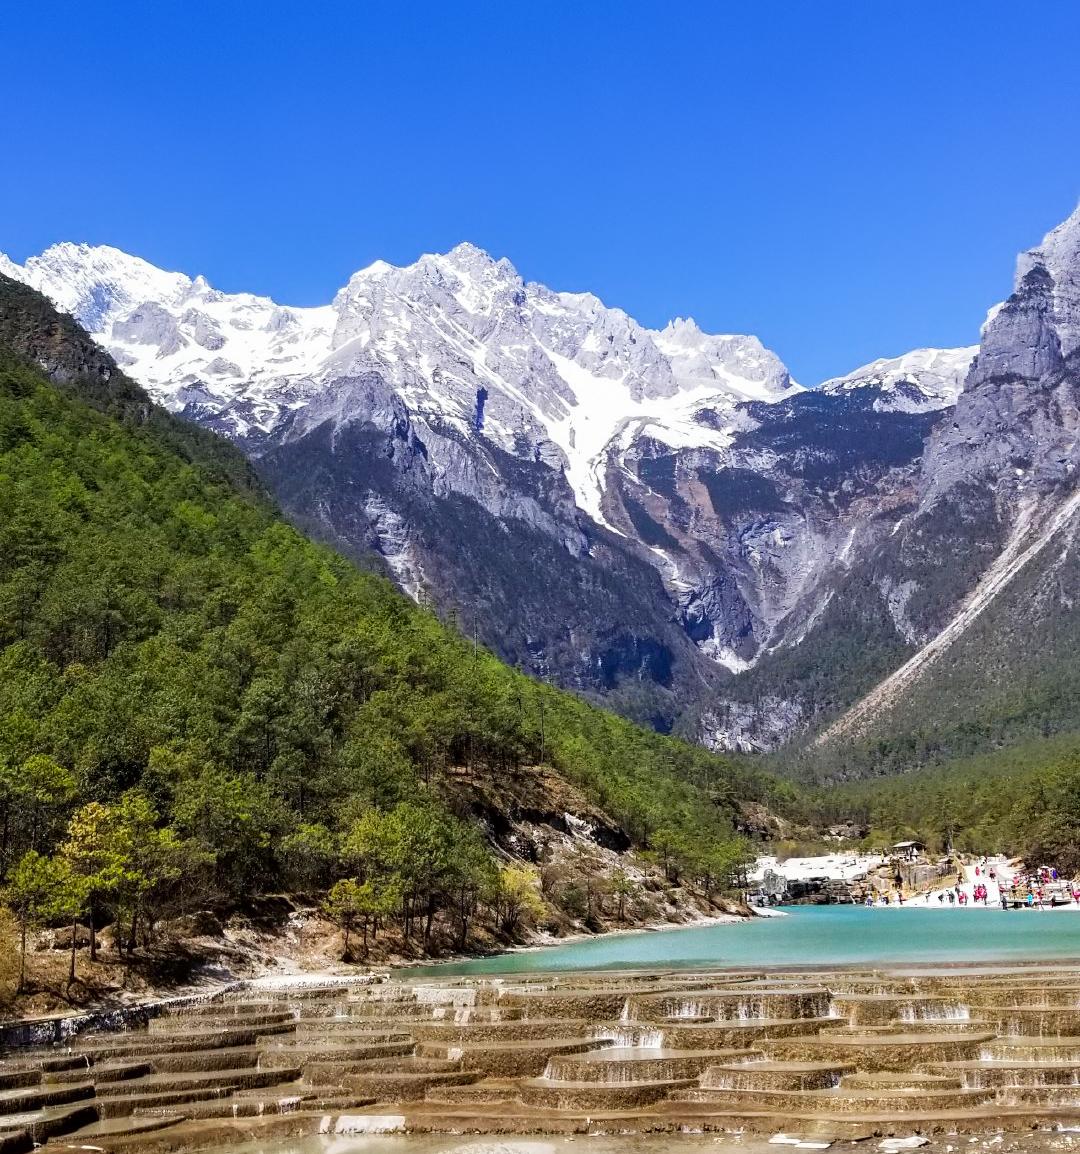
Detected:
left=806, top=732, right=1080, bottom=871
left=0, top=275, right=780, bottom=997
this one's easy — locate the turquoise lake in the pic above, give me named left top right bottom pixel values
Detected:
left=407, top=906, right=1080, bottom=976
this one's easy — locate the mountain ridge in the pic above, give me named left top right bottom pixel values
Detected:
left=785, top=201, right=1080, bottom=776
left=7, top=210, right=1076, bottom=764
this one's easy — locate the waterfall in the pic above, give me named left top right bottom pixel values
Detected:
left=668, top=999, right=704, bottom=1020
left=593, top=1024, right=665, bottom=1049
left=900, top=1001, right=970, bottom=1022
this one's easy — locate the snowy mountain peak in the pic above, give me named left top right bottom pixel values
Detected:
left=819, top=346, right=976, bottom=412
left=2, top=239, right=805, bottom=530
left=440, top=240, right=504, bottom=271
left=19, top=243, right=193, bottom=333
left=660, top=316, right=706, bottom=343
left=654, top=317, right=798, bottom=401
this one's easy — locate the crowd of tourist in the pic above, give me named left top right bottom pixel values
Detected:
left=863, top=856, right=1080, bottom=911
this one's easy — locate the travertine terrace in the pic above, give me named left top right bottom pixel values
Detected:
left=6, top=967, right=1080, bottom=1151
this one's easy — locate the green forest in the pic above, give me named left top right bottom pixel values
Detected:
left=800, top=733, right=1080, bottom=870
left=0, top=276, right=780, bottom=998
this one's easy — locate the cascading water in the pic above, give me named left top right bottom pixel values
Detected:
left=592, top=1024, right=665, bottom=1049
left=899, top=1001, right=970, bottom=1022
left=667, top=999, right=705, bottom=1020
left=732, top=996, right=763, bottom=1022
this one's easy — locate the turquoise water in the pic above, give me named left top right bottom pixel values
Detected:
left=407, top=906, right=1080, bottom=976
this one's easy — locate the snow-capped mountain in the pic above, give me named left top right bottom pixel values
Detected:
left=0, top=235, right=994, bottom=748
left=819, top=346, right=976, bottom=413
left=0, top=241, right=801, bottom=532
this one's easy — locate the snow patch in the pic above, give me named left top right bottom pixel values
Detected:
left=819, top=346, right=977, bottom=412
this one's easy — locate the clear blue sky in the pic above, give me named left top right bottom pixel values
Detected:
left=3, top=1, right=1079, bottom=382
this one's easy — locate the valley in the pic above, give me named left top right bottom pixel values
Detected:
left=5, top=202, right=1079, bottom=772
left=7, top=4, right=1080, bottom=1150
left=0, top=240, right=975, bottom=748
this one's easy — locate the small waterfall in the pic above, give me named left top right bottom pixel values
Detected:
left=619, top=999, right=631, bottom=1023
left=278, top=1096, right=302, bottom=1113
left=606, top=1061, right=646, bottom=1084
left=667, top=999, right=704, bottom=1020
left=735, top=996, right=763, bottom=1022
left=593, top=1024, right=664, bottom=1049
left=809, top=991, right=831, bottom=1018
left=900, top=1001, right=970, bottom=1022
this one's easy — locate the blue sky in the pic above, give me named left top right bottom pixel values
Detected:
left=3, top=1, right=1079, bottom=382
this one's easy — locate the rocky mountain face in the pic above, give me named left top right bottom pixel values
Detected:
left=777, top=204, right=1080, bottom=776
left=6, top=209, right=1068, bottom=758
